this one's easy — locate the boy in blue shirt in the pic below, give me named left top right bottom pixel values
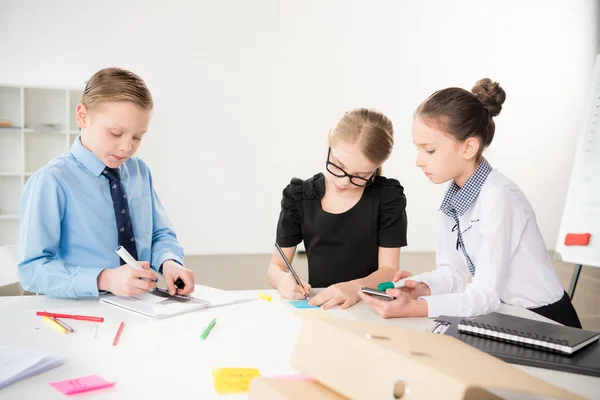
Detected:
left=19, top=67, right=195, bottom=299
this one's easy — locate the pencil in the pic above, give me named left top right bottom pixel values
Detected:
left=43, top=316, right=67, bottom=334
left=274, top=242, right=310, bottom=300
left=112, top=321, right=125, bottom=346
left=51, top=317, right=74, bottom=332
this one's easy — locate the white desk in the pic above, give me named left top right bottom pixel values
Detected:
left=0, top=287, right=599, bottom=399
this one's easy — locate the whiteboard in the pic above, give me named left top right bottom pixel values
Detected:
left=555, top=53, right=600, bottom=268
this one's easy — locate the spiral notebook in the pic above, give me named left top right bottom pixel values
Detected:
left=454, top=312, right=599, bottom=355
left=100, top=285, right=254, bottom=318
left=433, top=314, right=600, bottom=377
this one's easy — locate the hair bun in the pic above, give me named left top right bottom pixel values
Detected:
left=471, top=78, right=506, bottom=117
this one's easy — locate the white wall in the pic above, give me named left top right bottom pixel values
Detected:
left=0, top=0, right=598, bottom=254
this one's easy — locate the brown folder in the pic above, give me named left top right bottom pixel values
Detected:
left=281, top=318, right=582, bottom=400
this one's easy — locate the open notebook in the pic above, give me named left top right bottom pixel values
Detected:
left=0, top=347, right=64, bottom=389
left=100, top=285, right=254, bottom=318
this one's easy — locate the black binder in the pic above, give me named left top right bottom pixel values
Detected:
left=456, top=312, right=599, bottom=355
left=434, top=314, right=600, bottom=378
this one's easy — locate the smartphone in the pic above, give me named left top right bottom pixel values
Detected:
left=360, top=287, right=395, bottom=301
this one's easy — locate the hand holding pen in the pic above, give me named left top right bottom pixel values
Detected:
left=97, top=259, right=157, bottom=297
left=96, top=246, right=157, bottom=296
left=274, top=243, right=311, bottom=300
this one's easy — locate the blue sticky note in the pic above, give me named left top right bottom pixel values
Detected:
left=289, top=300, right=320, bottom=309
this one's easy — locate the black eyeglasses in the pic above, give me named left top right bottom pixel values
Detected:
left=325, top=148, right=378, bottom=187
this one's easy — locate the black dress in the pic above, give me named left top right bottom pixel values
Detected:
left=276, top=173, right=408, bottom=288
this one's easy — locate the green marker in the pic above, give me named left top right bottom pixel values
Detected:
left=378, top=281, right=395, bottom=291
left=201, top=317, right=217, bottom=340
left=377, top=272, right=432, bottom=291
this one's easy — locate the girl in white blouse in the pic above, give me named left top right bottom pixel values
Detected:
left=359, top=78, right=582, bottom=328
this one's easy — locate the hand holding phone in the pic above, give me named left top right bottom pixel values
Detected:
left=360, top=287, right=395, bottom=301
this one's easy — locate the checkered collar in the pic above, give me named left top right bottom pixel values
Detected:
left=440, top=158, right=492, bottom=217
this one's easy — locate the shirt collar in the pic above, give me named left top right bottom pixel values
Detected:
left=70, top=135, right=110, bottom=177
left=440, top=157, right=493, bottom=217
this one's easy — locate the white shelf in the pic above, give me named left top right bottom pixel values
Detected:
left=0, top=85, right=22, bottom=128
left=0, top=175, right=21, bottom=217
left=0, top=84, right=82, bottom=245
left=0, top=133, right=21, bottom=174
left=24, top=88, right=66, bottom=130
left=24, top=128, right=66, bottom=134
left=0, top=128, right=22, bottom=133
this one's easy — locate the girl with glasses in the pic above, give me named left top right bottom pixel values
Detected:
left=268, top=108, right=410, bottom=309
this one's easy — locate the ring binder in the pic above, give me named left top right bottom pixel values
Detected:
left=455, top=314, right=600, bottom=355
left=434, top=314, right=600, bottom=378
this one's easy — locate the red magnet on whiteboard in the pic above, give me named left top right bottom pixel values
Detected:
left=564, top=233, right=591, bottom=246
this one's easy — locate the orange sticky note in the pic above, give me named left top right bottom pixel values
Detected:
left=564, top=233, right=591, bottom=246
left=212, top=368, right=260, bottom=394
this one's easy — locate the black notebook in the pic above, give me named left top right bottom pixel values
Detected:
left=434, top=314, right=600, bottom=378
left=456, top=312, right=599, bottom=355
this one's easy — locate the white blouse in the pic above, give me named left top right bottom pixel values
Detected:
left=421, top=166, right=564, bottom=317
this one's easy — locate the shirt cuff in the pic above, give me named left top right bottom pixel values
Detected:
left=72, top=267, right=104, bottom=298
left=154, top=251, right=184, bottom=274
left=420, top=273, right=450, bottom=296
left=420, top=294, right=448, bottom=317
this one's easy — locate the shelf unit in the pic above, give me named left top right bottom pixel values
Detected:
left=0, top=85, right=83, bottom=246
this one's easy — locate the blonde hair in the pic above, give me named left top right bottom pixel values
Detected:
left=81, top=67, right=153, bottom=111
left=329, top=108, right=394, bottom=173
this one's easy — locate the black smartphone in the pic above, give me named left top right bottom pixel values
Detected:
left=360, top=287, right=394, bottom=301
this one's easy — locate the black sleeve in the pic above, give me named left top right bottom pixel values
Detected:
left=276, top=179, right=303, bottom=247
left=378, top=179, right=408, bottom=248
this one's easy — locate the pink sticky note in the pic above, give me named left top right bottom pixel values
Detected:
left=50, top=374, right=116, bottom=395
left=272, top=373, right=313, bottom=381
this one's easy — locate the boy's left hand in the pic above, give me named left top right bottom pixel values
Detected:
left=358, top=288, right=428, bottom=318
left=309, top=282, right=359, bottom=310
left=162, top=260, right=195, bottom=295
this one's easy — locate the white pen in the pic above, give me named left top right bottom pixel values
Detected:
left=377, top=271, right=432, bottom=291
left=115, top=246, right=154, bottom=282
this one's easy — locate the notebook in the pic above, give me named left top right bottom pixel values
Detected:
left=433, top=315, right=600, bottom=378
left=456, top=312, right=599, bottom=355
left=100, top=285, right=254, bottom=318
left=0, top=346, right=64, bottom=389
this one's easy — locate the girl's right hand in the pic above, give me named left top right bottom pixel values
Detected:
left=277, top=273, right=312, bottom=300
left=97, top=261, right=157, bottom=296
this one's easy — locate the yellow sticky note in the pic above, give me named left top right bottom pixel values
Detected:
left=212, top=368, right=261, bottom=394
left=293, top=309, right=332, bottom=319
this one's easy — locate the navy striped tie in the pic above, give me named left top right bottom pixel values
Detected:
left=103, top=167, right=138, bottom=264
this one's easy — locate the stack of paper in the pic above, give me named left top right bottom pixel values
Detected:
left=0, top=346, right=64, bottom=389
